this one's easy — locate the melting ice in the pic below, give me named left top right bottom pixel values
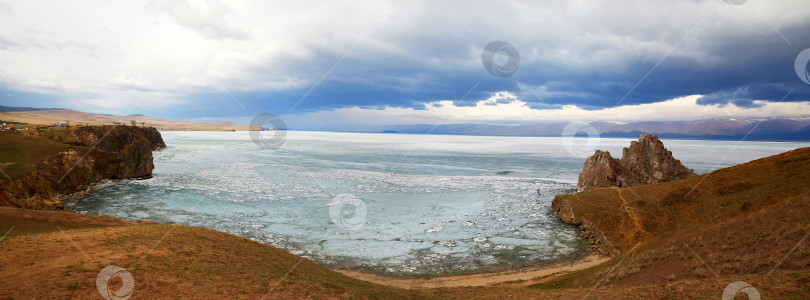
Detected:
left=67, top=131, right=805, bottom=277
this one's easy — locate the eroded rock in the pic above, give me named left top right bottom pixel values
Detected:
left=577, top=134, right=694, bottom=192
left=63, top=125, right=166, bottom=152
left=0, top=125, right=163, bottom=210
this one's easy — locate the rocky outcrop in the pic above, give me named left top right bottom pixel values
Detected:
left=577, top=134, right=694, bottom=192
left=0, top=125, right=164, bottom=210
left=63, top=125, right=166, bottom=151
left=554, top=201, right=619, bottom=256
left=576, top=150, right=637, bottom=191
left=554, top=147, right=810, bottom=262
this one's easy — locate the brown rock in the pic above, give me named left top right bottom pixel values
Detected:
left=0, top=125, right=164, bottom=210
left=25, top=195, right=64, bottom=210
left=63, top=125, right=166, bottom=152
left=576, top=150, right=638, bottom=192
left=114, top=139, right=155, bottom=178
left=577, top=134, right=694, bottom=192
left=621, top=134, right=694, bottom=184
left=552, top=197, right=619, bottom=255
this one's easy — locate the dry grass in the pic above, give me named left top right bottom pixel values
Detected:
left=0, top=133, right=88, bottom=180
left=0, top=223, right=415, bottom=299
left=0, top=109, right=248, bottom=131
left=544, top=147, right=810, bottom=293
left=1, top=207, right=809, bottom=299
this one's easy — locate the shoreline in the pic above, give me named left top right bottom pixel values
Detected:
left=2, top=128, right=613, bottom=290
left=61, top=203, right=609, bottom=288
left=333, top=253, right=610, bottom=289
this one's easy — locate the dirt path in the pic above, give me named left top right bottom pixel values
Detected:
left=612, top=187, right=647, bottom=237
left=334, top=254, right=610, bottom=289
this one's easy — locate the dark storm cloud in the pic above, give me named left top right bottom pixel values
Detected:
left=696, top=87, right=763, bottom=108
left=225, top=0, right=810, bottom=114
left=2, top=0, right=810, bottom=117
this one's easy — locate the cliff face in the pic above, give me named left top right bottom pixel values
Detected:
left=620, top=134, right=694, bottom=184
left=577, top=134, right=694, bottom=192
left=0, top=125, right=164, bottom=210
left=576, top=150, right=636, bottom=192
left=63, top=125, right=166, bottom=151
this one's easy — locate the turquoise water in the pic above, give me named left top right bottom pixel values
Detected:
left=66, top=131, right=807, bottom=277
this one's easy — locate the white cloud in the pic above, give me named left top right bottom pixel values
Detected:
left=106, top=73, right=153, bottom=92
left=282, top=93, right=810, bottom=129
left=147, top=0, right=249, bottom=40
left=0, top=1, right=12, bottom=15
left=0, top=0, right=808, bottom=116
left=65, top=91, right=187, bottom=113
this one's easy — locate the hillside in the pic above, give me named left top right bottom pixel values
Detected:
left=0, top=106, right=248, bottom=131
left=0, top=125, right=164, bottom=210
left=1, top=207, right=807, bottom=299
left=0, top=133, right=85, bottom=180
left=546, top=147, right=810, bottom=292
left=0, top=208, right=413, bottom=299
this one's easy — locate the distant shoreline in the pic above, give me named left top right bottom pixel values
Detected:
left=160, top=129, right=810, bottom=143
left=3, top=105, right=810, bottom=141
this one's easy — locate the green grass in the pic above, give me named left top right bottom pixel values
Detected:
left=0, top=132, right=88, bottom=180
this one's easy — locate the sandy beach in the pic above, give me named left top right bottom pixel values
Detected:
left=335, top=254, right=610, bottom=289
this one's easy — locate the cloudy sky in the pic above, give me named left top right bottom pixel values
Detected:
left=1, top=0, right=810, bottom=130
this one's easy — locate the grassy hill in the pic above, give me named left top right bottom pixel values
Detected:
left=0, top=133, right=89, bottom=180
left=1, top=207, right=807, bottom=299
left=0, top=107, right=248, bottom=131
left=0, top=208, right=416, bottom=299
left=544, top=147, right=810, bottom=296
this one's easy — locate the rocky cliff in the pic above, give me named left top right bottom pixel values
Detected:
left=63, top=125, right=166, bottom=151
left=0, top=125, right=164, bottom=210
left=577, top=134, right=694, bottom=192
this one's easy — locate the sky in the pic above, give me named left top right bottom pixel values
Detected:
left=1, top=0, right=810, bottom=130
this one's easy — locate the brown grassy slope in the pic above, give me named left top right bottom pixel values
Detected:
left=0, top=220, right=417, bottom=299
left=1, top=208, right=808, bottom=299
left=449, top=269, right=810, bottom=299
left=0, top=207, right=139, bottom=238
left=542, top=147, right=810, bottom=291
left=0, top=133, right=88, bottom=180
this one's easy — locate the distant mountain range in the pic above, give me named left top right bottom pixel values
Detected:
left=376, top=118, right=810, bottom=141
left=2, top=105, right=809, bottom=140
left=0, top=106, right=247, bottom=131
left=0, top=106, right=59, bottom=112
